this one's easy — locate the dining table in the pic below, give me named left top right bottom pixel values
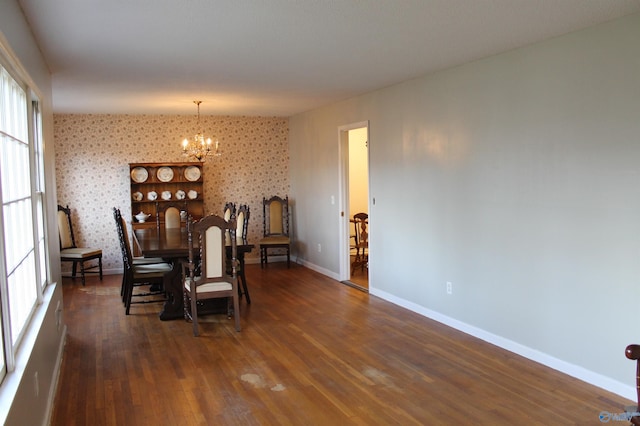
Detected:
left=133, top=226, right=254, bottom=320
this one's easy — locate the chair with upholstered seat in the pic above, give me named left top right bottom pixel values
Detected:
left=114, top=207, right=172, bottom=314
left=183, top=214, right=240, bottom=336
left=234, top=204, right=251, bottom=303
left=223, top=202, right=236, bottom=222
left=259, top=195, right=290, bottom=268
left=113, top=207, right=167, bottom=302
left=57, top=205, right=103, bottom=286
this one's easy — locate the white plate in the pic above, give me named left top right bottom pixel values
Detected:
left=132, top=191, right=143, bottom=201
left=147, top=191, right=158, bottom=201
left=131, top=167, right=148, bottom=183
left=156, top=167, right=174, bottom=182
left=161, top=191, right=172, bottom=200
left=187, top=190, right=198, bottom=200
left=176, top=190, right=186, bottom=200
left=184, top=166, right=201, bottom=182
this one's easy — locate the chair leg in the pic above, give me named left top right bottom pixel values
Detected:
left=79, top=261, right=86, bottom=286
left=286, top=247, right=290, bottom=268
left=71, top=262, right=78, bottom=280
left=232, top=293, right=241, bottom=332
left=121, top=275, right=126, bottom=303
left=191, top=292, right=199, bottom=336
left=239, top=271, right=251, bottom=304
left=98, top=257, right=103, bottom=280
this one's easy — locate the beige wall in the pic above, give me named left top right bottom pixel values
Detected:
left=54, top=114, right=289, bottom=268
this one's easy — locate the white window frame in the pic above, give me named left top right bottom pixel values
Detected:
left=0, top=50, right=49, bottom=383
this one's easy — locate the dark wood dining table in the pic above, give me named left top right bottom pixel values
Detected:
left=133, top=226, right=254, bottom=320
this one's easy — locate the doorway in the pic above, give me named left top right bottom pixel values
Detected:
left=338, top=122, right=369, bottom=291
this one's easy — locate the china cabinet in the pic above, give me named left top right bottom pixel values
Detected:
left=129, top=162, right=204, bottom=228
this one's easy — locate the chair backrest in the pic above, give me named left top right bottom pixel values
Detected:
left=236, top=204, right=250, bottom=244
left=57, top=205, right=76, bottom=249
left=114, top=207, right=135, bottom=258
left=164, top=207, right=181, bottom=229
left=113, top=207, right=134, bottom=276
left=353, top=212, right=368, bottom=246
left=223, top=202, right=236, bottom=221
left=262, top=196, right=289, bottom=237
left=188, top=214, right=237, bottom=282
left=156, top=201, right=187, bottom=228
left=223, top=202, right=236, bottom=245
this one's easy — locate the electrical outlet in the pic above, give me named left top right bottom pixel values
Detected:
left=317, top=243, right=321, bottom=253
left=446, top=281, right=452, bottom=295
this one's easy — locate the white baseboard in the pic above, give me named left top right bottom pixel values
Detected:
left=297, top=258, right=339, bottom=280
left=43, top=324, right=67, bottom=426
left=369, top=286, right=636, bottom=401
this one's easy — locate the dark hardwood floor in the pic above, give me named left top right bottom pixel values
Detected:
left=51, top=263, right=631, bottom=425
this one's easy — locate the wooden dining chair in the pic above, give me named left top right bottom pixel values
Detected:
left=113, top=207, right=167, bottom=301
left=259, top=195, right=290, bottom=268
left=351, top=212, right=368, bottom=275
left=183, top=214, right=240, bottom=336
left=57, top=205, right=103, bottom=286
left=235, top=204, right=251, bottom=303
left=114, top=207, right=172, bottom=314
left=625, top=344, right=640, bottom=425
left=223, top=202, right=236, bottom=245
left=155, top=201, right=187, bottom=229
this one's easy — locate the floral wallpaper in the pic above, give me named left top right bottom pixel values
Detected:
left=54, top=114, right=289, bottom=272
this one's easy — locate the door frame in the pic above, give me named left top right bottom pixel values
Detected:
left=338, top=121, right=369, bottom=283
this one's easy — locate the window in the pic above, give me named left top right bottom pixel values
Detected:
left=0, top=61, right=48, bottom=382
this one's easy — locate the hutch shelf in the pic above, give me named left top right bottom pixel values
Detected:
left=129, top=162, right=204, bottom=228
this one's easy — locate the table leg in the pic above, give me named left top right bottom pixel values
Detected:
left=159, top=259, right=185, bottom=321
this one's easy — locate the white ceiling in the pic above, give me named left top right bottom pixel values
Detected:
left=17, top=0, right=640, bottom=116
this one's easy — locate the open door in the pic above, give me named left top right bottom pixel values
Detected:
left=338, top=121, right=369, bottom=291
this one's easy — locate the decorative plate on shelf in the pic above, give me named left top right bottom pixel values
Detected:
left=187, top=190, right=198, bottom=200
left=147, top=191, right=158, bottom=201
left=176, top=190, right=186, bottom=200
left=156, top=166, right=174, bottom=182
left=130, top=167, right=148, bottom=183
left=161, top=191, right=172, bottom=200
left=132, top=191, right=143, bottom=201
left=184, top=166, right=201, bottom=182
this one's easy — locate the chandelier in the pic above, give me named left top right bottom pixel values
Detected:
left=181, top=100, right=221, bottom=161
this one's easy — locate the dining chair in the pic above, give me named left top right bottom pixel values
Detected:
left=183, top=214, right=240, bottom=336
left=57, top=205, right=103, bottom=286
left=113, top=207, right=167, bottom=301
left=155, top=201, right=187, bottom=229
left=223, top=202, right=236, bottom=221
left=223, top=202, right=236, bottom=245
left=351, top=212, right=368, bottom=275
left=235, top=204, right=251, bottom=303
left=114, top=208, right=172, bottom=314
left=625, top=344, right=640, bottom=425
left=259, top=195, right=290, bottom=268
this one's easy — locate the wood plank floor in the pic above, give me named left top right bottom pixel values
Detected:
left=51, top=263, right=632, bottom=425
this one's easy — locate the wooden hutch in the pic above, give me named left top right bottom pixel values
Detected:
left=129, top=162, right=204, bottom=228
